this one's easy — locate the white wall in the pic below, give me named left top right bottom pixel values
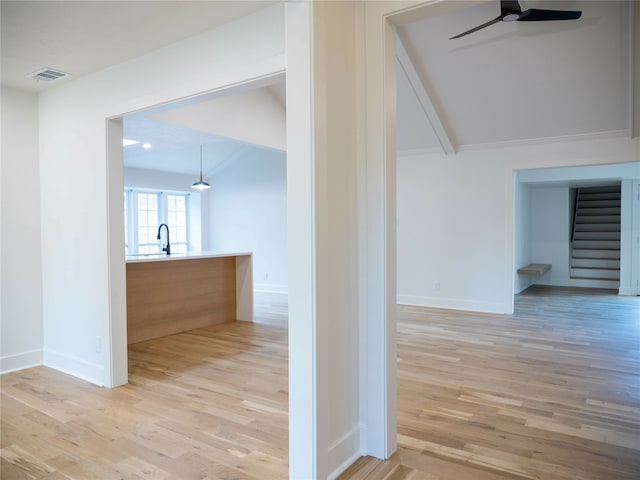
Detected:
left=36, top=4, right=285, bottom=387
left=397, top=151, right=508, bottom=313
left=530, top=187, right=570, bottom=285
left=397, top=136, right=639, bottom=314
left=207, top=147, right=287, bottom=293
left=616, top=179, right=639, bottom=296
left=513, top=181, right=532, bottom=293
left=1, top=87, right=44, bottom=373
left=124, top=166, right=206, bottom=251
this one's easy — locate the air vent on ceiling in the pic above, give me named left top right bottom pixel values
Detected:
left=27, top=67, right=70, bottom=82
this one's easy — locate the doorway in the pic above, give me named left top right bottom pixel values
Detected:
left=514, top=163, right=640, bottom=298
left=106, top=71, right=286, bottom=385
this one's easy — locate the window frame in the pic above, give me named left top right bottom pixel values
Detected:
left=124, top=188, right=191, bottom=255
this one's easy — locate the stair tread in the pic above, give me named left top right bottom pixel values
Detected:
left=571, top=266, right=620, bottom=271
left=571, top=277, right=620, bottom=281
left=576, top=227, right=620, bottom=233
left=573, top=243, right=620, bottom=245
left=576, top=211, right=620, bottom=213
left=569, top=266, right=621, bottom=280
left=578, top=186, right=621, bottom=193
left=579, top=202, right=621, bottom=206
left=573, top=240, right=620, bottom=243
left=572, top=256, right=621, bottom=260
left=573, top=232, right=620, bottom=236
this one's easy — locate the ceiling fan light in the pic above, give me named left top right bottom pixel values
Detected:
left=450, top=0, right=582, bottom=39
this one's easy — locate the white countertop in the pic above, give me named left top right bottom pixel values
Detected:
left=125, top=251, right=252, bottom=264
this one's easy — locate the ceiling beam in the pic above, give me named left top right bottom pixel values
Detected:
left=395, top=33, right=455, bottom=155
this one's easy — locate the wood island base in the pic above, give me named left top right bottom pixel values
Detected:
left=126, top=253, right=252, bottom=344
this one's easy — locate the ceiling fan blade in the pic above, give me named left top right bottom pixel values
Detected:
left=450, top=15, right=503, bottom=39
left=518, top=9, right=582, bottom=21
left=500, top=0, right=522, bottom=16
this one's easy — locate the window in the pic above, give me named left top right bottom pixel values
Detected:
left=137, top=192, right=160, bottom=253
left=166, top=194, right=188, bottom=253
left=124, top=189, right=190, bottom=254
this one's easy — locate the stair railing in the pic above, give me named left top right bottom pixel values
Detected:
left=570, top=187, right=580, bottom=243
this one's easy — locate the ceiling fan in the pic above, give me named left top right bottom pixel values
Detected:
left=450, top=0, right=582, bottom=39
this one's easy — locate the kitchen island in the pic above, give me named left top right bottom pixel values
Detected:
left=125, top=252, right=252, bottom=344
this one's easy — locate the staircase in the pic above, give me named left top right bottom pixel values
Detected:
left=570, top=185, right=621, bottom=284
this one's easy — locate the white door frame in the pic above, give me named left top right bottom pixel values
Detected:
left=106, top=72, right=285, bottom=388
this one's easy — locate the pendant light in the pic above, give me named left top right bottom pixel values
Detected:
left=192, top=145, right=211, bottom=190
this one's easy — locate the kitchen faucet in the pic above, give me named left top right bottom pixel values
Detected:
left=157, top=223, right=171, bottom=255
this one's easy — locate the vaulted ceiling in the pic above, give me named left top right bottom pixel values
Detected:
left=396, top=0, right=633, bottom=152
left=1, top=1, right=636, bottom=174
left=122, top=83, right=286, bottom=176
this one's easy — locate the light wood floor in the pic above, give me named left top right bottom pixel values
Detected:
left=2, top=287, right=639, bottom=479
left=1, top=299, right=290, bottom=480
left=342, top=286, right=640, bottom=480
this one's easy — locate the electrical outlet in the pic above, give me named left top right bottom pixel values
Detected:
left=263, top=273, right=269, bottom=281
left=95, top=336, right=102, bottom=354
left=434, top=282, right=441, bottom=292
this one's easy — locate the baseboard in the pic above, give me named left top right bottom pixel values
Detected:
left=397, top=294, right=508, bottom=314
left=618, top=286, right=639, bottom=296
left=254, top=283, right=288, bottom=294
left=0, top=349, right=43, bottom=374
left=514, top=279, right=534, bottom=294
left=43, top=348, right=104, bottom=387
left=328, top=425, right=362, bottom=480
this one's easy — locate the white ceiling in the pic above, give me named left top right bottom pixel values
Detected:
left=151, top=87, right=286, bottom=152
left=1, top=0, right=635, bottom=171
left=122, top=82, right=286, bottom=176
left=398, top=0, right=632, bottom=150
left=0, top=0, right=275, bottom=92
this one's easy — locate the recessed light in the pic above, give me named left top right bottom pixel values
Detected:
left=123, top=138, right=139, bottom=147
left=143, top=143, right=152, bottom=149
